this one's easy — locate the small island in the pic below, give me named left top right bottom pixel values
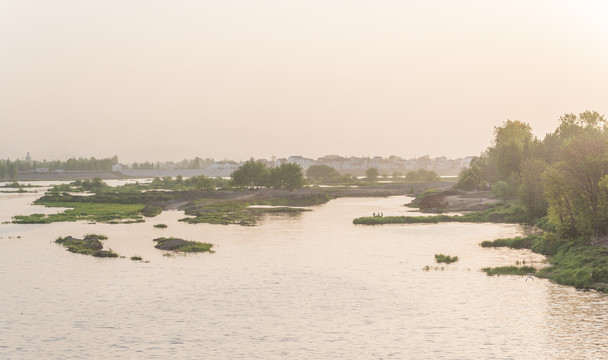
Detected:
left=55, top=234, right=118, bottom=257
left=153, top=237, right=214, bottom=253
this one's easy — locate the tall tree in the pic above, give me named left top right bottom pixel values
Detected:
left=518, top=159, right=549, bottom=218
left=491, top=120, right=533, bottom=180
left=366, top=167, right=379, bottom=181
left=230, top=159, right=268, bottom=188
left=7, top=160, right=17, bottom=180
left=269, top=163, right=305, bottom=190
left=543, top=135, right=608, bottom=239
left=0, top=161, right=6, bottom=180
left=306, top=165, right=340, bottom=183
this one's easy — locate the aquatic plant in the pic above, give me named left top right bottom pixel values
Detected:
left=435, top=254, right=458, bottom=264
left=481, top=266, right=536, bottom=276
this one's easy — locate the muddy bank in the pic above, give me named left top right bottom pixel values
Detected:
left=410, top=189, right=502, bottom=212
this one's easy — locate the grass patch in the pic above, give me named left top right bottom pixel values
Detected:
left=435, top=254, right=458, bottom=264
left=480, top=233, right=608, bottom=290
left=481, top=235, right=541, bottom=249
left=540, top=245, right=608, bottom=290
left=13, top=203, right=145, bottom=224
left=55, top=234, right=118, bottom=257
left=130, top=255, right=143, bottom=261
left=153, top=223, right=168, bottom=228
left=140, top=204, right=163, bottom=217
left=480, top=233, right=562, bottom=256
left=354, top=202, right=529, bottom=225
left=180, top=198, right=316, bottom=226
left=482, top=266, right=536, bottom=276
left=153, top=237, right=214, bottom=253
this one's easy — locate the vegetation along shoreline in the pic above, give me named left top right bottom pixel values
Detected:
left=353, top=111, right=608, bottom=293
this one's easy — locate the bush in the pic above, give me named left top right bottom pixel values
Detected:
left=435, top=254, right=458, bottom=264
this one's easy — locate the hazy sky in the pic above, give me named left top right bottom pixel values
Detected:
left=2, top=1, right=608, bottom=163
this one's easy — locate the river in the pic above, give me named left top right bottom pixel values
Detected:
left=1, top=185, right=607, bottom=359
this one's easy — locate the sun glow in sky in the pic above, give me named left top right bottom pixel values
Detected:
left=1, top=0, right=608, bottom=162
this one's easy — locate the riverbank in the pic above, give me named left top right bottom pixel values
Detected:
left=481, top=235, right=608, bottom=292
left=354, top=195, right=525, bottom=225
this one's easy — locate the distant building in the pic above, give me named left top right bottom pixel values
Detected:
left=211, top=162, right=238, bottom=170
left=112, top=164, right=123, bottom=172
left=288, top=156, right=315, bottom=170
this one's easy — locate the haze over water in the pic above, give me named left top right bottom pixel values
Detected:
left=3, top=2, right=608, bottom=358
left=2, top=187, right=608, bottom=359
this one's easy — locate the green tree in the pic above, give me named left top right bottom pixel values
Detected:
left=405, top=169, right=439, bottom=182
left=306, top=165, right=340, bottom=183
left=491, top=181, right=509, bottom=200
left=186, top=175, right=215, bottom=190
left=518, top=159, right=549, bottom=218
left=269, top=163, right=305, bottom=190
left=456, top=162, right=481, bottom=191
left=0, top=161, right=6, bottom=179
left=491, top=120, right=533, bottom=180
left=543, top=135, right=608, bottom=239
left=7, top=160, right=17, bottom=180
left=230, top=159, right=268, bottom=188
left=366, top=167, right=379, bottom=181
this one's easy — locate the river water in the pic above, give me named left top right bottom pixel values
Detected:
left=1, top=186, right=608, bottom=359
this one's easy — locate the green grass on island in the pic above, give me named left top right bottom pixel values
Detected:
left=153, top=237, right=214, bottom=253
left=435, top=254, right=458, bottom=264
left=353, top=202, right=529, bottom=225
left=11, top=178, right=329, bottom=226
left=180, top=198, right=317, bottom=226
left=481, top=266, right=537, bottom=276
left=153, top=223, right=168, bottom=228
left=55, top=234, right=118, bottom=257
left=13, top=203, right=146, bottom=224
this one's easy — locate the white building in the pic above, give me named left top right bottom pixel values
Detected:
left=288, top=156, right=315, bottom=170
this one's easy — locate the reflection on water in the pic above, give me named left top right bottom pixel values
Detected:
left=0, top=193, right=607, bottom=359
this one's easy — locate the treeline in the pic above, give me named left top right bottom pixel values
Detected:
left=43, top=156, right=119, bottom=171
left=131, top=157, right=215, bottom=169
left=149, top=175, right=228, bottom=191
left=0, top=160, right=18, bottom=180
left=231, top=159, right=304, bottom=190
left=0, top=156, right=119, bottom=176
left=457, top=110, right=608, bottom=240
left=305, top=165, right=439, bottom=183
